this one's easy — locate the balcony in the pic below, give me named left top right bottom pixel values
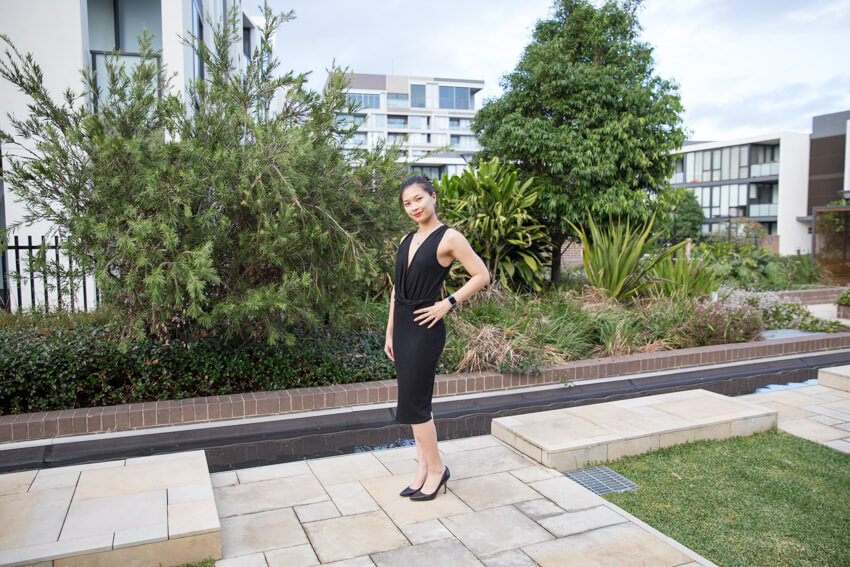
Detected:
left=750, top=162, right=779, bottom=177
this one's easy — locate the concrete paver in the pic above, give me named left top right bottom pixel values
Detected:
left=303, top=510, right=409, bottom=564
left=371, top=538, right=482, bottom=567
left=219, top=508, right=307, bottom=558
left=440, top=505, right=553, bottom=557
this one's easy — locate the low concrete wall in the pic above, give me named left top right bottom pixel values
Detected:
left=774, top=286, right=847, bottom=305
left=3, top=332, right=850, bottom=444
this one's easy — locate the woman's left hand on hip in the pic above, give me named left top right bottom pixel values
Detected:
left=414, top=300, right=453, bottom=328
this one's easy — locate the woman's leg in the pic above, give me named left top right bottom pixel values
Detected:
left=411, top=418, right=445, bottom=494
left=407, top=435, right=428, bottom=490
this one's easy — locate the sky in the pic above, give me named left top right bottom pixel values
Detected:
left=247, top=0, right=850, bottom=141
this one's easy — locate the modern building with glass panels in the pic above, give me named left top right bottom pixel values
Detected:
left=669, top=132, right=811, bottom=254
left=336, top=73, right=485, bottom=179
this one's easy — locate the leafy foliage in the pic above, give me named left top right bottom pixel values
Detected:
left=654, top=188, right=705, bottom=243
left=472, top=0, right=686, bottom=283
left=838, top=288, right=850, bottom=307
left=436, top=158, right=550, bottom=292
left=647, top=247, right=720, bottom=298
left=676, top=301, right=763, bottom=347
left=0, top=7, right=407, bottom=342
left=569, top=214, right=685, bottom=301
left=704, top=244, right=824, bottom=291
left=719, top=287, right=848, bottom=333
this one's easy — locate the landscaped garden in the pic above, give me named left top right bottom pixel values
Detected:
left=1, top=1, right=848, bottom=417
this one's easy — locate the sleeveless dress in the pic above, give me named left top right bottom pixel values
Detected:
left=393, top=224, right=453, bottom=424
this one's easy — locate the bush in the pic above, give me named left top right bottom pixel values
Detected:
left=647, top=248, right=720, bottom=298
left=837, top=288, right=850, bottom=307
left=436, top=158, right=550, bottom=292
left=704, top=244, right=824, bottom=291
left=0, top=317, right=394, bottom=415
left=0, top=8, right=406, bottom=343
left=677, top=301, right=763, bottom=347
left=720, top=287, right=848, bottom=333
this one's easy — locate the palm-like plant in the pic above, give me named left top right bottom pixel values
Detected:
left=437, top=158, right=550, bottom=291
left=569, top=214, right=686, bottom=301
left=648, top=248, right=720, bottom=298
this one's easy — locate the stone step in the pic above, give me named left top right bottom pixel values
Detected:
left=818, top=364, right=850, bottom=392
left=491, top=389, right=777, bottom=472
left=0, top=451, right=221, bottom=567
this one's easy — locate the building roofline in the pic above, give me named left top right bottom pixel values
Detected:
left=675, top=131, right=809, bottom=152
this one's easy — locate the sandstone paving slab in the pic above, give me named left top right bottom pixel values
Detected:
left=824, top=438, right=850, bottom=453
left=215, top=552, right=268, bottom=567
left=440, top=505, right=553, bottom=557
left=237, top=461, right=312, bottom=484
left=264, top=543, right=319, bottom=566
left=0, top=533, right=114, bottom=566
left=508, top=466, right=561, bottom=484
left=113, top=523, right=168, bottom=548
left=373, top=445, right=418, bottom=463
left=0, top=486, right=75, bottom=548
left=371, top=537, right=483, bottom=567
left=213, top=473, right=328, bottom=517
left=303, top=510, right=408, bottom=563
left=802, top=401, right=850, bottom=421
left=527, top=476, right=607, bottom=512
left=779, top=418, right=848, bottom=443
left=0, top=470, right=36, bottom=495
left=360, top=475, right=471, bottom=526
left=28, top=470, right=81, bottom=492
left=74, top=453, right=209, bottom=500
left=169, top=482, right=215, bottom=504
left=441, top=445, right=537, bottom=480
left=307, top=453, right=391, bottom=487
left=480, top=548, right=538, bottom=567
left=211, top=471, right=239, bottom=488
left=219, top=507, right=307, bottom=558
left=398, top=519, right=454, bottom=545
left=379, top=458, right=419, bottom=476
left=537, top=505, right=629, bottom=537
left=324, top=481, right=380, bottom=516
left=522, top=522, right=693, bottom=567
left=809, top=414, right=844, bottom=426
left=294, top=500, right=341, bottom=523
left=494, top=389, right=775, bottom=471
left=450, top=472, right=540, bottom=511
left=739, top=399, right=815, bottom=422
left=169, top=497, right=220, bottom=538
left=60, top=489, right=167, bottom=540
left=439, top=435, right=503, bottom=454
left=321, top=556, right=376, bottom=567
left=53, top=531, right=222, bottom=567
left=513, top=498, right=565, bottom=521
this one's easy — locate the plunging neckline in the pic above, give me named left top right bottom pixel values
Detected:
left=406, top=225, right=444, bottom=271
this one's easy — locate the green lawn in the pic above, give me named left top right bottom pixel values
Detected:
left=604, top=429, right=850, bottom=567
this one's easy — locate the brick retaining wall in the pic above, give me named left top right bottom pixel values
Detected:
left=4, top=332, right=850, bottom=444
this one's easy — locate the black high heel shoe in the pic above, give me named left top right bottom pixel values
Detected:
left=399, top=483, right=424, bottom=497
left=410, top=467, right=450, bottom=502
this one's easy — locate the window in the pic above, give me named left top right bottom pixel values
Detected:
left=387, top=133, right=407, bottom=144
left=338, top=114, right=365, bottom=127
left=449, top=117, right=460, bottom=130
left=685, top=153, right=695, bottom=183
left=411, top=166, right=442, bottom=179
left=243, top=26, right=251, bottom=70
left=450, top=134, right=460, bottom=145
left=410, top=84, right=426, bottom=108
left=346, top=92, right=380, bottom=109
left=192, top=0, right=204, bottom=81
left=351, top=132, right=367, bottom=146
left=387, top=115, right=407, bottom=128
left=408, top=115, right=426, bottom=129
left=672, top=157, right=684, bottom=184
left=387, top=93, right=408, bottom=107
left=372, top=114, right=386, bottom=129
left=439, top=86, right=472, bottom=109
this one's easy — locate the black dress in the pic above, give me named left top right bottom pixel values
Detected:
left=393, top=224, right=453, bottom=424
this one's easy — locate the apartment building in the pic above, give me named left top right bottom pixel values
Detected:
left=669, top=132, right=811, bottom=255
left=0, top=0, right=265, bottom=311
left=337, top=73, right=484, bottom=179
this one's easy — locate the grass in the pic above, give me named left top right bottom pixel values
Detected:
left=604, top=429, right=850, bottom=567
left=175, top=560, right=214, bottom=567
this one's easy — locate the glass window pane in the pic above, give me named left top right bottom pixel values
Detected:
left=411, top=84, right=426, bottom=108
left=730, top=146, right=739, bottom=179
left=439, top=86, right=454, bottom=109
left=721, top=147, right=730, bottom=180
left=740, top=145, right=749, bottom=166
left=387, top=93, right=408, bottom=106
left=685, top=153, right=694, bottom=182
left=454, top=87, right=470, bottom=110
left=712, top=186, right=720, bottom=207
left=703, top=151, right=711, bottom=171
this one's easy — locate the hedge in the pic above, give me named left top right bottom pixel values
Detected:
left=0, top=323, right=397, bottom=415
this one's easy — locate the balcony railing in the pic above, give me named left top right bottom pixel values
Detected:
left=750, top=162, right=779, bottom=177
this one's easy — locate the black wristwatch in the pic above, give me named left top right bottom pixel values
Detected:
left=447, top=295, right=457, bottom=308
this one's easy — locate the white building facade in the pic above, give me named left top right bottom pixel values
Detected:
left=670, top=132, right=811, bottom=255
left=337, top=73, right=484, bottom=179
left=0, top=0, right=265, bottom=311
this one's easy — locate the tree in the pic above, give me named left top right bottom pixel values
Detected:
left=472, top=0, right=686, bottom=284
left=0, top=6, right=406, bottom=341
left=656, top=187, right=705, bottom=243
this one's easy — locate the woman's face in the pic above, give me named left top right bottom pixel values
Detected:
left=401, top=184, right=436, bottom=222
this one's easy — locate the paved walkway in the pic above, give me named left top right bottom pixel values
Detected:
left=209, top=434, right=713, bottom=567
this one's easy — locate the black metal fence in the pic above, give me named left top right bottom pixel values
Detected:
left=0, top=235, right=99, bottom=314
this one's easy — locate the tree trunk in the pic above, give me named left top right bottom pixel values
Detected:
left=550, top=233, right=566, bottom=286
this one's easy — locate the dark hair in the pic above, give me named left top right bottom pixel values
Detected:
left=399, top=175, right=439, bottom=218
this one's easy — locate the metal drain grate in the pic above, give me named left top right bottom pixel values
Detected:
left=564, top=466, right=639, bottom=495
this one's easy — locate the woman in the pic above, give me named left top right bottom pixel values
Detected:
left=384, top=175, right=490, bottom=501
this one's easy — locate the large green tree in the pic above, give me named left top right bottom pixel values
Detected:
left=0, top=7, right=406, bottom=341
left=473, top=0, right=686, bottom=284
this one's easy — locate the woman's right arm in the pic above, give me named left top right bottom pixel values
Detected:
left=384, top=285, right=395, bottom=361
